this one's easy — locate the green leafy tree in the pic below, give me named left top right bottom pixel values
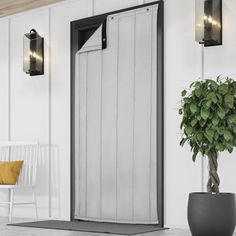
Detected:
left=179, top=77, right=236, bottom=193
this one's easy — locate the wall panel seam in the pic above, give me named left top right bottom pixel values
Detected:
left=88, top=0, right=94, bottom=17
left=85, top=52, right=88, bottom=217
left=7, top=18, right=11, bottom=142
left=132, top=14, right=137, bottom=223
left=48, top=7, right=52, bottom=219
left=99, top=50, right=103, bottom=220
left=137, top=0, right=145, bottom=5
left=115, top=17, right=120, bottom=222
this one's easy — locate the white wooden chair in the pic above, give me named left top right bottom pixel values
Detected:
left=0, top=142, right=39, bottom=223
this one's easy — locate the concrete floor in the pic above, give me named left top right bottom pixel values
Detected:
left=0, top=218, right=191, bottom=236
left=0, top=225, right=191, bottom=236
left=1, top=218, right=236, bottom=236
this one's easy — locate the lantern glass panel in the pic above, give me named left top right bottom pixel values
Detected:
left=195, top=0, right=205, bottom=43
left=23, top=30, right=44, bottom=76
left=195, top=0, right=222, bottom=46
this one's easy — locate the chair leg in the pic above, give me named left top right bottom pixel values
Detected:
left=32, top=190, right=38, bottom=220
left=9, top=189, right=14, bottom=224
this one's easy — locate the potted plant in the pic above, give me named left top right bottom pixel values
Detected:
left=179, top=77, right=236, bottom=236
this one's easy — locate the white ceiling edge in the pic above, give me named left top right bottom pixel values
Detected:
left=0, top=0, right=84, bottom=20
left=0, top=0, right=66, bottom=18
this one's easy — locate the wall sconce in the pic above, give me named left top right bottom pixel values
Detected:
left=23, top=29, right=44, bottom=76
left=195, top=0, right=222, bottom=46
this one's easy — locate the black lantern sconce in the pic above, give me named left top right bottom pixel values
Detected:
left=195, top=0, right=222, bottom=46
left=23, top=29, right=44, bottom=76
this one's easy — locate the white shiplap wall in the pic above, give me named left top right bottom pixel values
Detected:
left=0, top=0, right=235, bottom=228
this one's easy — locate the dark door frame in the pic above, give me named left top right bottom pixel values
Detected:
left=71, top=0, right=164, bottom=227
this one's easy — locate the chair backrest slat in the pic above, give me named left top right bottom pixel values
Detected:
left=0, top=142, right=38, bottom=186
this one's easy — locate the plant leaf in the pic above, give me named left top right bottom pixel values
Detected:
left=226, top=115, right=236, bottom=125
left=195, top=89, right=202, bottom=97
left=217, top=126, right=225, bottom=135
left=212, top=117, right=219, bottom=126
left=216, top=93, right=223, bottom=104
left=199, top=119, right=207, bottom=127
left=205, top=100, right=212, bottom=108
left=214, top=132, right=219, bottom=141
left=217, top=108, right=226, bottom=119
left=206, top=129, right=214, bottom=139
left=196, top=132, right=204, bottom=142
left=226, top=142, right=234, bottom=153
left=190, top=104, right=198, bottom=114
left=216, top=143, right=224, bottom=152
left=185, top=126, right=193, bottom=135
left=205, top=133, right=213, bottom=143
left=224, top=94, right=234, bottom=108
left=196, top=115, right=202, bottom=121
left=207, top=79, right=218, bottom=90
left=223, top=130, right=233, bottom=141
left=231, top=115, right=236, bottom=124
left=180, top=138, right=188, bottom=147
left=194, top=82, right=201, bottom=89
left=181, top=90, right=187, bottom=97
left=201, top=108, right=210, bottom=120
left=191, top=119, right=198, bottom=127
left=219, top=84, right=228, bottom=95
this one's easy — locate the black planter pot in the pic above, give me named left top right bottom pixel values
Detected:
left=188, top=192, right=236, bottom=236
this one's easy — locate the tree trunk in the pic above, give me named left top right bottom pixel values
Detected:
left=207, top=151, right=220, bottom=194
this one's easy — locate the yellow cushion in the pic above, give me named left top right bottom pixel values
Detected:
left=0, top=161, right=24, bottom=185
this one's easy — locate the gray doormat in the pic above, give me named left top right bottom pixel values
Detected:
left=9, top=220, right=167, bottom=235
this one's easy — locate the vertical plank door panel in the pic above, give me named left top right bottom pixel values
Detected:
left=101, top=16, right=119, bottom=220
left=86, top=51, right=102, bottom=219
left=150, top=7, right=158, bottom=223
left=116, top=12, right=135, bottom=222
left=133, top=8, right=153, bottom=222
left=75, top=52, right=88, bottom=218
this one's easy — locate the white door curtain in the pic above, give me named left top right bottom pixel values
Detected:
left=74, top=4, right=159, bottom=224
